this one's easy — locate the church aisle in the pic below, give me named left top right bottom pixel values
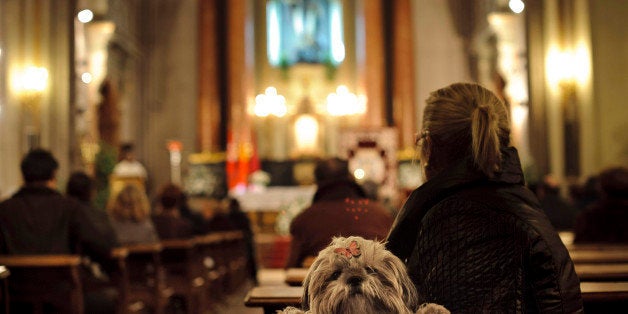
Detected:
left=210, top=268, right=287, bottom=313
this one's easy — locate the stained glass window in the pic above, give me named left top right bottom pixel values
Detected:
left=267, top=0, right=345, bottom=67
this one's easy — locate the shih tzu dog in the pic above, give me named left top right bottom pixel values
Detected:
left=279, top=236, right=449, bottom=314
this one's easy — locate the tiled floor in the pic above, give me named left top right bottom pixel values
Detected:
left=210, top=268, right=287, bottom=314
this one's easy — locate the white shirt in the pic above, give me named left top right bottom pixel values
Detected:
left=112, top=160, right=147, bottom=178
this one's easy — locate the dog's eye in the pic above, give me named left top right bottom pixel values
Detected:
left=366, top=266, right=378, bottom=274
left=329, top=270, right=341, bottom=281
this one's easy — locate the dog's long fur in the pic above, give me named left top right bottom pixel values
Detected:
left=279, top=236, right=449, bottom=314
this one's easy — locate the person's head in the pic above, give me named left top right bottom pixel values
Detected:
left=227, top=197, right=242, bottom=214
left=119, top=143, right=135, bottom=161
left=66, top=171, right=95, bottom=202
left=20, top=149, right=59, bottom=186
left=314, top=157, right=351, bottom=184
left=540, top=174, right=561, bottom=196
left=107, top=184, right=151, bottom=222
left=598, top=167, right=628, bottom=200
left=418, top=82, right=511, bottom=180
left=158, top=183, right=184, bottom=210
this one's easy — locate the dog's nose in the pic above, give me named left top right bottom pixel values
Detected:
left=347, top=276, right=363, bottom=287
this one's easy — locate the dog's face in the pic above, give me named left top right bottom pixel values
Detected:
left=301, top=236, right=419, bottom=314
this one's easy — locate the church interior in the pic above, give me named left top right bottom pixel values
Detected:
left=0, top=0, right=627, bottom=313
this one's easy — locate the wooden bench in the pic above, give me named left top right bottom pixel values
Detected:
left=0, top=255, right=83, bottom=314
left=117, top=243, right=171, bottom=314
left=195, top=232, right=230, bottom=303
left=222, top=230, right=248, bottom=291
left=1, top=265, right=10, bottom=314
left=568, top=244, right=628, bottom=264
left=570, top=250, right=628, bottom=264
left=244, top=281, right=628, bottom=313
left=581, top=281, right=628, bottom=312
left=285, top=268, right=308, bottom=286
left=160, top=238, right=207, bottom=314
left=575, top=263, right=628, bottom=281
left=244, top=286, right=302, bottom=314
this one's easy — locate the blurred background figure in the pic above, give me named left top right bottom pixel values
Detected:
left=151, top=183, right=194, bottom=239
left=67, top=171, right=119, bottom=245
left=569, top=175, right=601, bottom=213
left=285, top=157, right=393, bottom=268
left=533, top=175, right=578, bottom=231
left=226, top=198, right=258, bottom=284
left=112, top=142, right=147, bottom=180
left=574, top=166, right=628, bottom=243
left=107, top=184, right=159, bottom=244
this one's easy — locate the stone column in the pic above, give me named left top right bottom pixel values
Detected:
left=355, top=0, right=385, bottom=127
left=392, top=0, right=417, bottom=151
left=198, top=0, right=221, bottom=152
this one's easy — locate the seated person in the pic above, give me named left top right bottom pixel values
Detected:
left=107, top=184, right=159, bottom=245
left=67, top=171, right=118, bottom=247
left=112, top=143, right=147, bottom=179
left=285, top=157, right=393, bottom=268
left=226, top=198, right=258, bottom=284
left=151, top=183, right=194, bottom=239
left=0, top=149, right=118, bottom=313
left=574, top=166, right=628, bottom=243
left=534, top=175, right=578, bottom=231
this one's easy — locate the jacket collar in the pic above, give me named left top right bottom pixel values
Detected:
left=14, top=184, right=60, bottom=198
left=386, top=146, right=525, bottom=260
left=312, top=179, right=367, bottom=202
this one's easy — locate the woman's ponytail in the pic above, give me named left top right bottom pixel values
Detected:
left=471, top=102, right=501, bottom=177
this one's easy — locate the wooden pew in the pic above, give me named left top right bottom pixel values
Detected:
left=195, top=232, right=229, bottom=303
left=285, top=268, right=308, bottom=286
left=160, top=238, right=207, bottom=314
left=0, top=265, right=10, bottom=314
left=0, top=255, right=83, bottom=314
left=568, top=244, right=628, bottom=264
left=222, top=230, right=248, bottom=291
left=244, top=281, right=628, bottom=313
left=575, top=263, right=628, bottom=281
left=581, top=281, right=628, bottom=312
left=244, top=286, right=302, bottom=314
left=118, top=243, right=171, bottom=314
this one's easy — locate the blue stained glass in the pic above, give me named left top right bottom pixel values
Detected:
left=267, top=0, right=344, bottom=67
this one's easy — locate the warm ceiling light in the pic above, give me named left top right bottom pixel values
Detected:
left=509, top=0, right=525, bottom=14
left=81, top=72, right=93, bottom=84
left=77, top=9, right=94, bottom=23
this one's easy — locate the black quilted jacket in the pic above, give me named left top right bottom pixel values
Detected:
left=387, top=147, right=583, bottom=313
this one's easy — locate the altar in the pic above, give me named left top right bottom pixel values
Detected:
left=232, top=185, right=316, bottom=234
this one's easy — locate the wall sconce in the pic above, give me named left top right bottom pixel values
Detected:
left=547, top=45, right=590, bottom=89
left=15, top=66, right=48, bottom=150
left=254, top=86, right=288, bottom=117
left=326, top=85, right=366, bottom=116
left=546, top=47, right=588, bottom=177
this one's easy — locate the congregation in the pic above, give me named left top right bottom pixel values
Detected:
left=0, top=148, right=257, bottom=313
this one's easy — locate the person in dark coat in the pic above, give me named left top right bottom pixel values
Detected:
left=0, top=149, right=119, bottom=313
left=386, top=83, right=583, bottom=313
left=535, top=175, right=579, bottom=231
left=151, top=183, right=194, bottom=239
left=285, top=157, right=393, bottom=268
left=574, top=166, right=628, bottom=243
left=226, top=198, right=259, bottom=284
left=66, top=171, right=119, bottom=246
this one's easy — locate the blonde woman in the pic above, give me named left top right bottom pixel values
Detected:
left=386, top=83, right=583, bottom=312
left=107, top=184, right=159, bottom=244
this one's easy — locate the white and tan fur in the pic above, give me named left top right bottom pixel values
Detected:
left=279, top=236, right=449, bottom=314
